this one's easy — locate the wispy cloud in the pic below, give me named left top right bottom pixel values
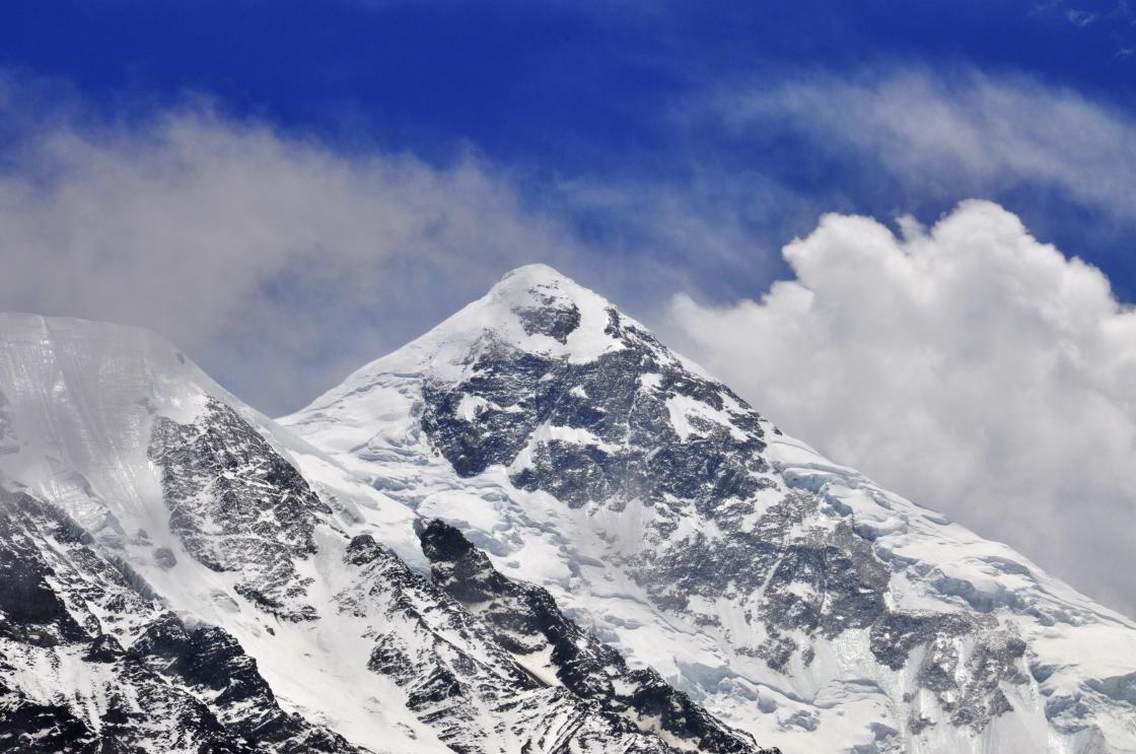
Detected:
left=0, top=74, right=786, bottom=414
left=714, top=68, right=1136, bottom=224
left=0, top=91, right=582, bottom=412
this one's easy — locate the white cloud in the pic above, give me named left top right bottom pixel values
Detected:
left=0, top=103, right=583, bottom=412
left=719, top=69, right=1136, bottom=222
left=666, top=200, right=1136, bottom=616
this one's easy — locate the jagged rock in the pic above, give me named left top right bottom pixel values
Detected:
left=420, top=518, right=777, bottom=754
left=338, top=532, right=692, bottom=753
left=149, top=398, right=326, bottom=622
left=0, top=488, right=363, bottom=753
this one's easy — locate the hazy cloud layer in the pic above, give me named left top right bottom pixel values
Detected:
left=717, top=69, right=1136, bottom=222
left=0, top=97, right=805, bottom=414
left=668, top=200, right=1136, bottom=615
left=0, top=105, right=586, bottom=411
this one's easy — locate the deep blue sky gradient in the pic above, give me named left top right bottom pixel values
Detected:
left=3, top=0, right=1134, bottom=300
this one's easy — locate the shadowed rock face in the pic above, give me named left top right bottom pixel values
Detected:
left=514, top=297, right=581, bottom=343
left=419, top=519, right=780, bottom=754
left=0, top=511, right=89, bottom=647
left=421, top=307, right=769, bottom=519
left=149, top=398, right=328, bottom=622
left=0, top=490, right=363, bottom=754
left=0, top=692, right=103, bottom=754
left=337, top=532, right=695, bottom=754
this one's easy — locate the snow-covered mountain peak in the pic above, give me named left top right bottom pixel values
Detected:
left=284, top=272, right=1136, bottom=754
left=316, top=265, right=675, bottom=398
left=480, top=262, right=609, bottom=325
left=475, top=262, right=621, bottom=356
left=489, top=261, right=587, bottom=300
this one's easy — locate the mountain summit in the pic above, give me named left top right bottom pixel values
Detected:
left=285, top=265, right=1136, bottom=754
left=336, top=262, right=690, bottom=382
left=0, top=267, right=1134, bottom=753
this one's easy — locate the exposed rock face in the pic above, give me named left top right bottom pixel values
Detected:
left=413, top=278, right=1030, bottom=737
left=0, top=490, right=361, bottom=754
left=419, top=519, right=776, bottom=754
left=337, top=532, right=703, bottom=754
left=514, top=296, right=581, bottom=343
left=421, top=308, right=770, bottom=518
left=149, top=398, right=327, bottom=622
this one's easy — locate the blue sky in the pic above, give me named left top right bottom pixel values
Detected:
left=4, top=1, right=1135, bottom=306
left=3, top=2, right=1136, bottom=612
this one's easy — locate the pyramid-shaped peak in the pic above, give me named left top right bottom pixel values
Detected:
left=295, top=263, right=679, bottom=409
left=485, top=263, right=608, bottom=310
left=495, top=262, right=576, bottom=288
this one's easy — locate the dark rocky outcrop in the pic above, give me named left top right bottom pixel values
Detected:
left=420, top=519, right=779, bottom=754
left=149, top=399, right=327, bottom=622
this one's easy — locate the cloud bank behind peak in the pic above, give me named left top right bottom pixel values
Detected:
left=668, top=200, right=1136, bottom=616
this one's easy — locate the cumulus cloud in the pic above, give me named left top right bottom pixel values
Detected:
left=717, top=69, right=1136, bottom=223
left=666, top=200, right=1136, bottom=616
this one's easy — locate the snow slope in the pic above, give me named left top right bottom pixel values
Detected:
left=0, top=312, right=767, bottom=754
left=284, top=264, right=1136, bottom=754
